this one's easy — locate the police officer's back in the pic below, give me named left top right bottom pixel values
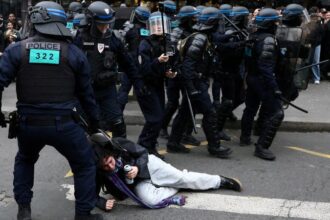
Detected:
left=0, top=1, right=102, bottom=220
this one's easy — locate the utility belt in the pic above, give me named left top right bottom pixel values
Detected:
left=93, top=71, right=118, bottom=89
left=8, top=111, right=74, bottom=139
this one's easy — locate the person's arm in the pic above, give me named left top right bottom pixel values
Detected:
left=68, top=44, right=99, bottom=124
left=257, top=36, right=279, bottom=92
left=114, top=137, right=150, bottom=179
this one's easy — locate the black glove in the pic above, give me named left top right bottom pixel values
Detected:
left=186, top=80, right=200, bottom=99
left=0, top=112, right=6, bottom=128
left=89, top=120, right=100, bottom=134
left=274, top=89, right=283, bottom=99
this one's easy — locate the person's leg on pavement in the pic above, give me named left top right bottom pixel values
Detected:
left=312, top=45, right=321, bottom=84
left=51, top=120, right=98, bottom=218
left=14, top=122, right=45, bottom=220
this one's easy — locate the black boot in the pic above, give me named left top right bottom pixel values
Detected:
left=111, top=118, right=127, bottom=138
left=17, top=204, right=31, bottom=220
left=254, top=110, right=284, bottom=161
left=219, top=131, right=231, bottom=141
left=208, top=145, right=232, bottom=158
left=254, top=144, right=276, bottom=161
left=148, top=148, right=165, bottom=160
left=74, top=213, right=104, bottom=220
left=203, top=111, right=232, bottom=158
left=159, top=128, right=169, bottom=139
left=239, top=135, right=252, bottom=146
left=167, top=141, right=190, bottom=153
left=181, top=134, right=200, bottom=146
left=219, top=176, right=242, bottom=192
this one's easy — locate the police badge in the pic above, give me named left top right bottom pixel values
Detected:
left=98, top=43, right=105, bottom=53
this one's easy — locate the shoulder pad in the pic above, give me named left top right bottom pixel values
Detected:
left=185, top=33, right=208, bottom=60
left=260, top=36, right=276, bottom=60
left=171, top=27, right=183, bottom=43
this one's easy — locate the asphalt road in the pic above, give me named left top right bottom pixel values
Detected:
left=0, top=126, right=329, bottom=220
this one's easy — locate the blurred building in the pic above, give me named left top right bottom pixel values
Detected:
left=0, top=0, right=329, bottom=23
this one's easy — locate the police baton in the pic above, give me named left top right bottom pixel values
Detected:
left=295, top=60, right=330, bottom=73
left=158, top=2, right=167, bottom=55
left=222, top=14, right=248, bottom=38
left=185, top=89, right=198, bottom=134
left=279, top=96, right=308, bottom=114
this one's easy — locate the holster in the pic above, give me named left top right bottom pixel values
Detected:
left=8, top=111, right=18, bottom=139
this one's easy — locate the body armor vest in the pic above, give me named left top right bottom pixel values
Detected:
left=17, top=36, right=76, bottom=104
left=81, top=30, right=118, bottom=89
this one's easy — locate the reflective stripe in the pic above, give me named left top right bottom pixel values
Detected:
left=255, top=15, right=280, bottom=21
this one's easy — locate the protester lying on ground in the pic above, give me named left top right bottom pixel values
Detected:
left=90, top=133, right=242, bottom=211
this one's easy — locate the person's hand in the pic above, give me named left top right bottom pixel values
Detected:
left=126, top=166, right=138, bottom=179
left=158, top=54, right=169, bottom=63
left=0, top=112, right=6, bottom=128
left=105, top=199, right=115, bottom=211
left=165, top=69, right=177, bottom=78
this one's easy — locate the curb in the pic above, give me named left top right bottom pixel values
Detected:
left=123, top=114, right=330, bottom=132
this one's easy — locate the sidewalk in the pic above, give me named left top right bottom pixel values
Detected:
left=2, top=82, right=330, bottom=132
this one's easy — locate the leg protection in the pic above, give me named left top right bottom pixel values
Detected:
left=257, top=110, right=284, bottom=149
left=217, top=99, right=233, bottom=132
left=162, top=101, right=178, bottom=129
left=202, top=110, right=232, bottom=158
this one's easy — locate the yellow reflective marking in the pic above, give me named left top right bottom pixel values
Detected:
left=184, top=144, right=197, bottom=149
left=158, top=149, right=167, bottom=155
left=65, top=170, right=74, bottom=178
left=201, top=141, right=208, bottom=146
left=287, top=146, right=330, bottom=159
left=106, top=131, right=112, bottom=137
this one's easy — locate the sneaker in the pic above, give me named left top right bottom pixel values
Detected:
left=17, top=204, right=31, bottom=220
left=181, top=134, right=200, bottom=146
left=219, top=176, right=242, bottom=192
left=314, top=80, right=320, bottom=84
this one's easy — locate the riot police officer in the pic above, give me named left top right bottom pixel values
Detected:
left=167, top=7, right=232, bottom=158
left=211, top=4, right=233, bottom=111
left=75, top=1, right=139, bottom=138
left=66, top=2, right=83, bottom=33
left=136, top=11, right=176, bottom=159
left=117, top=6, right=151, bottom=112
left=0, top=1, right=102, bottom=220
left=240, top=8, right=282, bottom=161
left=214, top=6, right=249, bottom=141
left=160, top=5, right=200, bottom=147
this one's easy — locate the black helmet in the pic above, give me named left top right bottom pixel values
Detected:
left=89, top=133, right=125, bottom=166
left=194, top=7, right=220, bottom=31
left=73, top=13, right=87, bottom=28
left=69, top=2, right=83, bottom=13
left=161, top=0, right=177, bottom=16
left=177, top=5, right=198, bottom=25
left=133, top=6, right=151, bottom=24
left=196, top=5, right=206, bottom=16
left=219, top=4, right=232, bottom=17
left=28, top=1, right=72, bottom=38
left=86, top=1, right=115, bottom=25
left=229, top=6, right=249, bottom=26
left=282, top=4, right=305, bottom=26
left=255, top=8, right=280, bottom=31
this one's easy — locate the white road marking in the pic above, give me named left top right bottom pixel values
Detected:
left=61, top=184, right=75, bottom=201
left=60, top=185, right=330, bottom=220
